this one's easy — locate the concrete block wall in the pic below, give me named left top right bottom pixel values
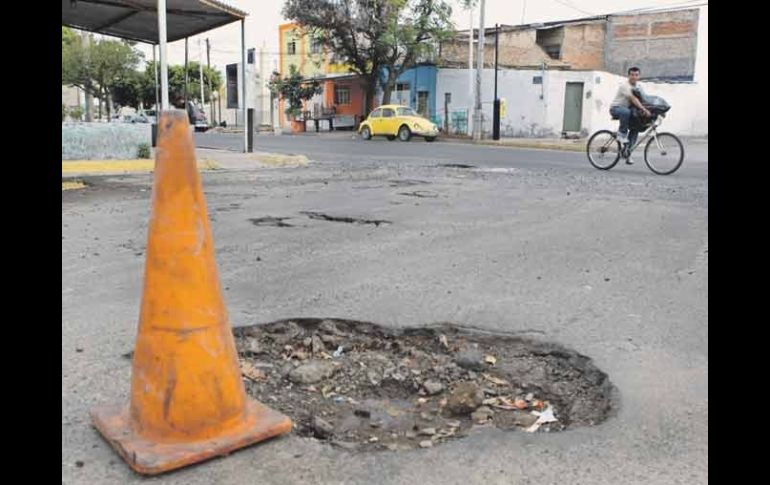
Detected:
left=605, top=8, right=700, bottom=79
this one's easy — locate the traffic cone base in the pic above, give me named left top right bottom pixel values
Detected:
left=91, top=400, right=291, bottom=475
left=90, top=110, right=292, bottom=475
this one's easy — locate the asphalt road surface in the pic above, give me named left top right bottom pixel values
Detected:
left=62, top=134, right=707, bottom=484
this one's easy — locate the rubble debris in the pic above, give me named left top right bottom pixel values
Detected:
left=232, top=318, right=614, bottom=451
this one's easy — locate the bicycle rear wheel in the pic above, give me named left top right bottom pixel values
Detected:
left=644, top=132, right=684, bottom=175
left=587, top=130, right=621, bottom=170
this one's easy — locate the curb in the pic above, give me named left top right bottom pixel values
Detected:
left=61, top=159, right=220, bottom=175
left=440, top=137, right=586, bottom=152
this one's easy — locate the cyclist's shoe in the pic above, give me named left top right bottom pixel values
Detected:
left=616, top=131, right=629, bottom=143
left=625, top=155, right=635, bottom=165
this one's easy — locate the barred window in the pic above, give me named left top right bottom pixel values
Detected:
left=311, top=38, right=323, bottom=54
left=334, top=87, right=351, bottom=105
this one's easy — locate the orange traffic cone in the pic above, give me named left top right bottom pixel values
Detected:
left=90, top=110, right=291, bottom=475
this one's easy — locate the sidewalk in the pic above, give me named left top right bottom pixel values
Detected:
left=210, top=127, right=706, bottom=153
left=61, top=150, right=307, bottom=181
left=208, top=126, right=355, bottom=136
left=442, top=134, right=708, bottom=152
left=195, top=148, right=309, bottom=170
left=444, top=136, right=587, bottom=152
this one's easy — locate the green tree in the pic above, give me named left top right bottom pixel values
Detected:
left=378, top=0, right=453, bottom=104
left=69, top=106, right=84, bottom=121
left=162, top=62, right=223, bottom=109
left=268, top=65, right=322, bottom=120
left=111, top=70, right=142, bottom=109
left=62, top=35, right=143, bottom=121
left=62, top=26, right=77, bottom=48
left=283, top=0, right=454, bottom=111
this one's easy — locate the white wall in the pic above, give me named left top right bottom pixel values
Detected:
left=589, top=71, right=707, bottom=136
left=438, top=65, right=707, bottom=137
left=437, top=68, right=597, bottom=137
left=220, top=62, right=261, bottom=127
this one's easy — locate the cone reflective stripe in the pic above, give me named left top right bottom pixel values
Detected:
left=90, top=111, right=291, bottom=475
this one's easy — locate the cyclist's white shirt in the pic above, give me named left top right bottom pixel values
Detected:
left=611, top=81, right=644, bottom=108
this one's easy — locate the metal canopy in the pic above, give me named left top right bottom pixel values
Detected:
left=62, top=0, right=246, bottom=45
left=63, top=0, right=251, bottom=152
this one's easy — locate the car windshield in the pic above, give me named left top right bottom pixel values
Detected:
left=397, top=107, right=417, bottom=117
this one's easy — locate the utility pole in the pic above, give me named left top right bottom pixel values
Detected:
left=493, top=23, right=500, bottom=140
left=157, top=0, right=169, bottom=110
left=153, top=45, right=159, bottom=110
left=468, top=7, right=473, bottom=135
left=81, top=31, right=93, bottom=122
left=206, top=38, right=214, bottom=124
left=198, top=38, right=205, bottom=110
left=184, top=37, right=189, bottom=111
left=473, top=0, right=485, bottom=141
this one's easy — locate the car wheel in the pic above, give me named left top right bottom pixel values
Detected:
left=398, top=125, right=412, bottom=141
left=360, top=126, right=372, bottom=140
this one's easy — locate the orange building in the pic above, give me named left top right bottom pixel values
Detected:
left=278, top=22, right=368, bottom=129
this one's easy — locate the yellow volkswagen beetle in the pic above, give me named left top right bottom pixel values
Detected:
left=358, top=104, right=439, bottom=142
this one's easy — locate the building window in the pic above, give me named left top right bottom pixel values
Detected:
left=334, top=86, right=351, bottom=105
left=417, top=91, right=429, bottom=116
left=311, top=38, right=322, bottom=54
left=543, top=45, right=561, bottom=60
left=536, top=27, right=563, bottom=60
left=287, top=41, right=296, bottom=55
left=395, top=82, right=410, bottom=91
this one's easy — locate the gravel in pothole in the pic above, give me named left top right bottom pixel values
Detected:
left=234, top=318, right=615, bottom=451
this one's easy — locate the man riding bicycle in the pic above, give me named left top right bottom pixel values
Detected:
left=610, top=67, right=651, bottom=164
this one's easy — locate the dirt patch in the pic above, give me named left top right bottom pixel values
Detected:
left=235, top=319, right=615, bottom=452
left=300, top=211, right=391, bottom=226
left=249, top=217, right=294, bottom=227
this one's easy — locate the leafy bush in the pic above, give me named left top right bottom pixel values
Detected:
left=136, top=143, right=151, bottom=159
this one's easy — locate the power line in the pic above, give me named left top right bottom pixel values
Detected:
left=551, top=0, right=594, bottom=16
left=615, top=0, right=707, bottom=14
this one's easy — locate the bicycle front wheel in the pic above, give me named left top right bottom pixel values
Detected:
left=644, top=132, right=684, bottom=175
left=587, top=130, right=621, bottom=170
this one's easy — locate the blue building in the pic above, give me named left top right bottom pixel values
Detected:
left=376, top=64, right=438, bottom=123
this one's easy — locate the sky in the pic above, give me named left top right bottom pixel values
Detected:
left=133, top=0, right=705, bottom=74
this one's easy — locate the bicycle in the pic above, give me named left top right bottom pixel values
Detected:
left=586, top=112, right=685, bottom=175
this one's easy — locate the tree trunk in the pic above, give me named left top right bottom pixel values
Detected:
left=106, top=93, right=113, bottom=122
left=381, top=69, right=399, bottom=105
left=363, top=74, right=377, bottom=118
left=85, top=86, right=94, bottom=122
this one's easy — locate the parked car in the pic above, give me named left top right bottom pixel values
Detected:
left=186, top=102, right=209, bottom=132
left=358, top=105, right=438, bottom=142
left=139, top=110, right=157, bottom=124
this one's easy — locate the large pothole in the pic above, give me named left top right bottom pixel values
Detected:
left=234, top=319, right=616, bottom=451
